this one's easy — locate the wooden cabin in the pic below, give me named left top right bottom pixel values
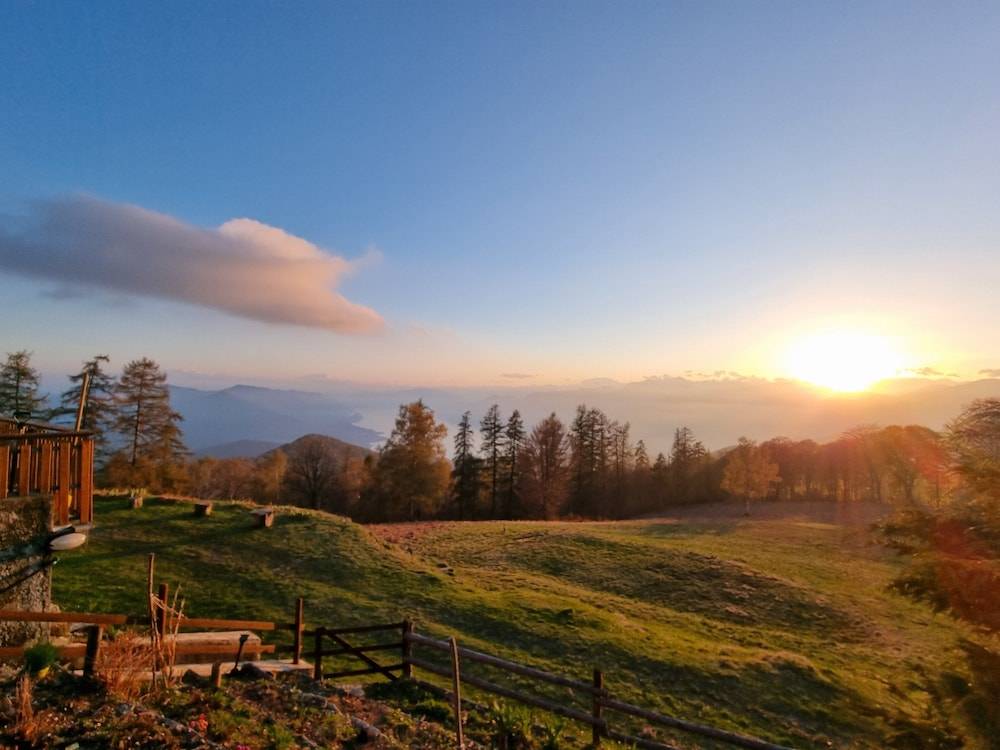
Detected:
left=0, top=417, right=94, bottom=526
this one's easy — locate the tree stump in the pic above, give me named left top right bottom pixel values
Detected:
left=129, top=494, right=143, bottom=509
left=194, top=501, right=213, bottom=517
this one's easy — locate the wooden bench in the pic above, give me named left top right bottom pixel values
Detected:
left=194, top=501, right=213, bottom=517
left=250, top=507, right=275, bottom=528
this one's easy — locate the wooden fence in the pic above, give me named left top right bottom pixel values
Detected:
left=0, top=597, right=792, bottom=750
left=0, top=417, right=94, bottom=525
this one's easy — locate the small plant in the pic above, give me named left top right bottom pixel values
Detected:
left=539, top=716, right=568, bottom=750
left=96, top=629, right=155, bottom=702
left=23, top=642, right=59, bottom=677
left=489, top=700, right=535, bottom=749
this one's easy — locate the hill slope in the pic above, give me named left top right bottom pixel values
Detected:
left=53, top=498, right=993, bottom=749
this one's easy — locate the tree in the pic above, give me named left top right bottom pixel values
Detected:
left=111, top=358, right=186, bottom=470
left=0, top=350, right=47, bottom=420
left=58, top=355, right=116, bottom=459
left=480, top=404, right=504, bottom=517
left=947, top=399, right=1000, bottom=511
left=252, top=449, right=288, bottom=505
left=283, top=437, right=343, bottom=510
left=721, top=437, right=780, bottom=515
left=520, top=413, right=568, bottom=519
left=503, top=410, right=526, bottom=518
left=363, top=400, right=450, bottom=521
left=669, top=427, right=707, bottom=505
left=450, top=411, right=482, bottom=519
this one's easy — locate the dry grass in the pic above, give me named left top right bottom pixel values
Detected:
left=95, top=630, right=155, bottom=702
left=10, top=675, right=55, bottom=743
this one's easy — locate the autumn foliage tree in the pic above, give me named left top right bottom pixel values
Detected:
left=721, top=437, right=780, bottom=515
left=362, top=400, right=450, bottom=521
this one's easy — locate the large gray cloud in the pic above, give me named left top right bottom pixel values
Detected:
left=0, top=195, right=383, bottom=333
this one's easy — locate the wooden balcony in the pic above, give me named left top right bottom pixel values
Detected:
left=0, top=417, right=94, bottom=526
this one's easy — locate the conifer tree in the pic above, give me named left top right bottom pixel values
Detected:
left=480, top=404, right=504, bottom=517
left=112, top=358, right=186, bottom=467
left=503, top=410, right=526, bottom=518
left=451, top=411, right=481, bottom=519
left=0, top=350, right=47, bottom=420
left=58, top=355, right=116, bottom=458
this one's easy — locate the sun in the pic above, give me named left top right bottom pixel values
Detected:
left=784, top=330, right=903, bottom=392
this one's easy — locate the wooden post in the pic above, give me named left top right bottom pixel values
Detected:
left=83, top=625, right=103, bottom=677
left=449, top=636, right=464, bottom=749
left=313, top=626, right=324, bottom=681
left=17, top=442, right=32, bottom=496
left=38, top=442, right=53, bottom=495
left=78, top=438, right=94, bottom=524
left=401, top=620, right=413, bottom=678
left=293, top=597, right=304, bottom=665
left=156, top=582, right=169, bottom=638
left=592, top=668, right=604, bottom=747
left=56, top=443, right=71, bottom=525
left=0, top=444, right=9, bottom=499
left=210, top=661, right=223, bottom=688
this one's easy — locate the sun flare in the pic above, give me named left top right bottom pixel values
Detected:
left=785, top=330, right=903, bottom=392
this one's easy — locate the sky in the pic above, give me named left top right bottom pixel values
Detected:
left=2, top=1, right=999, bottom=389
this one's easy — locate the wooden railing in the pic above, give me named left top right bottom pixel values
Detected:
left=0, top=417, right=94, bottom=525
left=0, top=596, right=791, bottom=750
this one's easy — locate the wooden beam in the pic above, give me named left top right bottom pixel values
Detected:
left=0, top=609, right=128, bottom=625
left=17, top=442, right=32, bottom=496
left=78, top=438, right=94, bottom=524
left=38, top=441, right=53, bottom=494
left=56, top=443, right=71, bottom=525
left=0, top=444, right=8, bottom=499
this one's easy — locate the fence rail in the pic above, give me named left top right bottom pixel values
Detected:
left=0, top=596, right=792, bottom=750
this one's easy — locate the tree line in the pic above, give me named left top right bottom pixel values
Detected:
left=4, top=350, right=995, bottom=530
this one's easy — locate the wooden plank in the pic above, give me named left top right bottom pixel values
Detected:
left=0, top=609, right=128, bottom=625
left=315, top=642, right=403, bottom=657
left=450, top=637, right=465, bottom=749
left=173, top=617, right=277, bottom=631
left=323, top=663, right=405, bottom=680
left=17, top=442, right=32, bottom=496
left=326, top=630, right=400, bottom=681
left=0, top=444, right=8, bottom=498
left=406, top=632, right=599, bottom=694
left=593, top=668, right=604, bottom=746
left=57, top=442, right=71, bottom=525
left=171, top=643, right=275, bottom=656
left=78, top=438, right=94, bottom=523
left=405, top=657, right=600, bottom=727
left=293, top=597, right=304, bottom=665
left=321, top=622, right=406, bottom=636
left=0, top=644, right=88, bottom=660
left=38, top=441, right=53, bottom=494
left=600, top=697, right=792, bottom=750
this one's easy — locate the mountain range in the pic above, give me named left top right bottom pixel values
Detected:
left=171, top=377, right=1000, bottom=457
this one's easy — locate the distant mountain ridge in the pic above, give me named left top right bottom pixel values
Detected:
left=170, top=384, right=381, bottom=451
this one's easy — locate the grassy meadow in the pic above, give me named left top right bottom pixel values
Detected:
left=52, top=496, right=995, bottom=749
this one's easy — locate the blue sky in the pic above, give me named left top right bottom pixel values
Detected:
left=2, top=1, right=998, bottom=386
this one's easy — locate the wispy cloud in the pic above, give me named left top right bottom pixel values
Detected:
left=980, top=368, right=1000, bottom=377
left=501, top=372, right=536, bottom=380
left=0, top=195, right=383, bottom=333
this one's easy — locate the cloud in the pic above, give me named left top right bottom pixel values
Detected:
left=0, top=195, right=383, bottom=333
left=501, top=372, right=535, bottom=380
left=980, top=368, right=1000, bottom=377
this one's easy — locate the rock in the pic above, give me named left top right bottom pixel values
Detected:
left=115, top=702, right=133, bottom=716
left=238, top=663, right=275, bottom=680
left=351, top=715, right=382, bottom=741
left=299, top=691, right=331, bottom=708
left=182, top=669, right=204, bottom=685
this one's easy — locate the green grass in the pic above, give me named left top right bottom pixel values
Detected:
left=53, top=496, right=996, bottom=749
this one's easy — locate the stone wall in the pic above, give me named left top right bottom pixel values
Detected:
left=0, top=495, right=53, bottom=646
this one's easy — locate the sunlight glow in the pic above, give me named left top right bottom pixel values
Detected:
left=785, top=330, right=903, bottom=392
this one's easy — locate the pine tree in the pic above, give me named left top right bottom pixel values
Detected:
left=58, top=355, right=116, bottom=458
left=112, top=358, right=186, bottom=467
left=0, top=350, right=47, bottom=420
left=503, top=410, right=526, bottom=518
left=480, top=404, right=504, bottom=517
left=520, top=413, right=568, bottom=519
left=451, top=411, right=481, bottom=519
